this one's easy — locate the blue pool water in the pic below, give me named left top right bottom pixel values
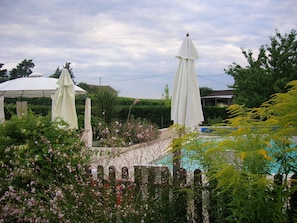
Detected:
left=151, top=137, right=297, bottom=174
left=151, top=150, right=202, bottom=172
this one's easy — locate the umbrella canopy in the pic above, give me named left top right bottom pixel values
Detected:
left=52, top=68, right=78, bottom=129
left=0, top=73, right=86, bottom=98
left=171, top=34, right=204, bottom=129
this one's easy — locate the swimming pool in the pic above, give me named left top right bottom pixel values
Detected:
left=150, top=137, right=297, bottom=174
left=151, top=149, right=202, bottom=172
left=150, top=137, right=225, bottom=172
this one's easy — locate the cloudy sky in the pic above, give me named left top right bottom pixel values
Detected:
left=1, top=0, right=296, bottom=99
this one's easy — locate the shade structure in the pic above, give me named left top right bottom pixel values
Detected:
left=171, top=34, right=204, bottom=129
left=52, top=68, right=78, bottom=129
left=0, top=73, right=86, bottom=98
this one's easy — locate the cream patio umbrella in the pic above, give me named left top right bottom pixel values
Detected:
left=170, top=34, right=205, bottom=202
left=171, top=33, right=204, bottom=129
left=52, top=68, right=78, bottom=129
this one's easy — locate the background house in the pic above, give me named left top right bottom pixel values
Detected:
left=201, top=89, right=234, bottom=107
left=87, top=85, right=117, bottom=94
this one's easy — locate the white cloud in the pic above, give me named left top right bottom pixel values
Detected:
left=0, top=0, right=296, bottom=98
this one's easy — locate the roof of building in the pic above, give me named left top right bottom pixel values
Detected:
left=201, top=89, right=234, bottom=99
left=88, top=85, right=117, bottom=94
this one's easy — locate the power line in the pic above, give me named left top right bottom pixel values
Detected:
left=101, top=71, right=228, bottom=83
left=199, top=75, right=231, bottom=86
left=199, top=73, right=226, bottom=77
left=102, top=71, right=173, bottom=83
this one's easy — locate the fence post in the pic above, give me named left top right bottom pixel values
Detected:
left=120, top=166, right=129, bottom=207
left=122, top=166, right=129, bottom=182
left=172, top=138, right=181, bottom=189
left=134, top=165, right=144, bottom=222
left=108, top=166, right=116, bottom=207
left=289, top=173, right=297, bottom=222
left=274, top=173, right=283, bottom=186
left=161, top=166, right=171, bottom=220
left=148, top=166, right=157, bottom=199
left=272, top=173, right=284, bottom=220
left=194, top=169, right=203, bottom=223
left=97, top=165, right=105, bottom=206
left=134, top=165, right=143, bottom=204
left=208, top=178, right=217, bottom=223
left=86, top=165, right=92, bottom=178
left=161, top=166, right=170, bottom=201
left=97, top=165, right=105, bottom=186
left=146, top=166, right=159, bottom=222
left=173, top=167, right=187, bottom=223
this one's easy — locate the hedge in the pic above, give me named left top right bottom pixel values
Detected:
left=3, top=98, right=228, bottom=129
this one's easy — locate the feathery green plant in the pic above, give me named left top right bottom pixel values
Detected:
left=182, top=80, right=297, bottom=222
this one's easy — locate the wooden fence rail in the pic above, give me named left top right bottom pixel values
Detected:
left=89, top=165, right=297, bottom=223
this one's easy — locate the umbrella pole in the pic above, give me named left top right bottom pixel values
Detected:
left=172, top=137, right=181, bottom=187
left=172, top=125, right=185, bottom=187
left=172, top=126, right=188, bottom=222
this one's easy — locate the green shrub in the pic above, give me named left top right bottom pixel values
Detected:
left=202, top=106, right=228, bottom=125
left=91, top=88, right=120, bottom=125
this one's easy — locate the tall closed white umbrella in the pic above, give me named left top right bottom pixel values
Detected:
left=52, top=68, right=78, bottom=129
left=171, top=34, right=204, bottom=129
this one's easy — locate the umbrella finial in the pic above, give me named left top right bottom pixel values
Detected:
left=186, top=33, right=189, bottom=37
left=64, top=62, right=71, bottom=69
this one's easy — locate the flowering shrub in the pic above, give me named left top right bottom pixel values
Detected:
left=0, top=113, right=103, bottom=222
left=95, top=117, right=160, bottom=147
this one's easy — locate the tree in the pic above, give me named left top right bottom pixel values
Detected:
left=200, top=86, right=213, bottom=96
left=50, top=62, right=75, bottom=80
left=50, top=66, right=61, bottom=78
left=0, top=63, right=8, bottom=83
left=161, top=84, right=170, bottom=106
left=92, top=88, right=120, bottom=125
left=77, top=82, right=91, bottom=92
left=225, top=29, right=297, bottom=107
left=9, top=59, right=35, bottom=79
